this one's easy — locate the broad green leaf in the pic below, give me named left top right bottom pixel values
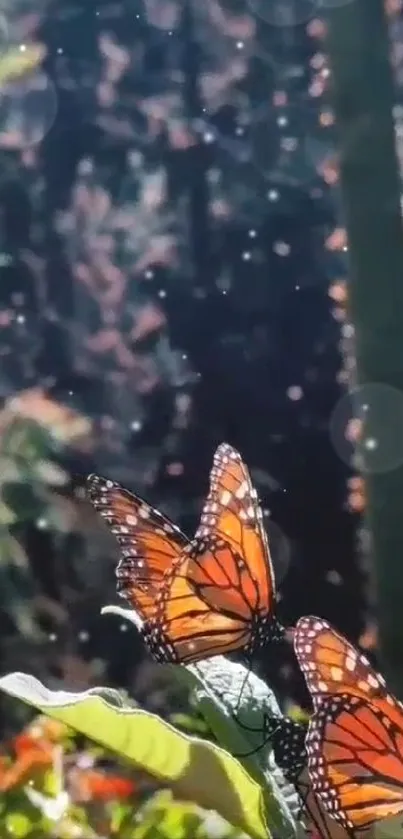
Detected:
left=102, top=609, right=300, bottom=839
left=0, top=673, right=269, bottom=839
left=179, top=656, right=301, bottom=839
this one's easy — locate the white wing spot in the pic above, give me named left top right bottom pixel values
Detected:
left=220, top=490, right=232, bottom=506
left=235, top=481, right=248, bottom=500
left=330, top=666, right=343, bottom=682
left=345, top=654, right=357, bottom=672
left=313, top=620, right=325, bottom=631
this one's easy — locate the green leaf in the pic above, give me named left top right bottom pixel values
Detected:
left=133, top=791, right=203, bottom=839
left=0, top=672, right=269, bottom=839
left=169, top=712, right=210, bottom=736
left=5, top=811, right=32, bottom=838
left=178, top=656, right=301, bottom=839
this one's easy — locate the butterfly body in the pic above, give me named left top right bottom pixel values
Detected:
left=294, top=616, right=403, bottom=833
left=263, top=715, right=307, bottom=785
left=87, top=443, right=283, bottom=664
left=262, top=715, right=353, bottom=839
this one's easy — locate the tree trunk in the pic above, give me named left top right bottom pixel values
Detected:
left=324, top=0, right=403, bottom=696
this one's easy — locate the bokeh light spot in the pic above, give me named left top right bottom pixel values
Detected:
left=330, top=383, right=403, bottom=474
left=0, top=71, right=57, bottom=149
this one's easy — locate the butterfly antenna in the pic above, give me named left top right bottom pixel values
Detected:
left=231, top=709, right=281, bottom=736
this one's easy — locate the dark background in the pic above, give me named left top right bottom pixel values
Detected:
left=0, top=0, right=380, bottom=726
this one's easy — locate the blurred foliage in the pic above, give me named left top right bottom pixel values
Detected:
left=0, top=388, right=92, bottom=642
left=0, top=672, right=271, bottom=838
left=0, top=388, right=189, bottom=748
left=0, top=43, right=45, bottom=85
left=0, top=711, right=249, bottom=839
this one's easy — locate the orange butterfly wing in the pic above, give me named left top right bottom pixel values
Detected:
left=87, top=442, right=282, bottom=665
left=178, top=443, right=283, bottom=654
left=263, top=716, right=348, bottom=839
left=148, top=559, right=253, bottom=663
left=87, top=473, right=246, bottom=663
left=294, top=616, right=403, bottom=831
left=293, top=616, right=390, bottom=707
left=308, top=696, right=403, bottom=831
left=86, top=474, right=189, bottom=622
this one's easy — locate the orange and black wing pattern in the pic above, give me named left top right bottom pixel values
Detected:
left=87, top=471, right=249, bottom=664
left=294, top=616, right=403, bottom=832
left=265, top=715, right=351, bottom=839
left=87, top=443, right=282, bottom=665
left=180, top=443, right=283, bottom=655
left=293, top=616, right=390, bottom=706
left=146, top=560, right=257, bottom=663
left=86, top=474, right=189, bottom=623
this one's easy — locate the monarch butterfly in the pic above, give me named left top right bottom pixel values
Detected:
left=293, top=616, right=403, bottom=833
left=87, top=442, right=283, bottom=664
left=260, top=714, right=350, bottom=839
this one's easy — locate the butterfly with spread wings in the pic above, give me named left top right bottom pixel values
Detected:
left=293, top=616, right=403, bottom=834
left=86, top=442, right=283, bottom=664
